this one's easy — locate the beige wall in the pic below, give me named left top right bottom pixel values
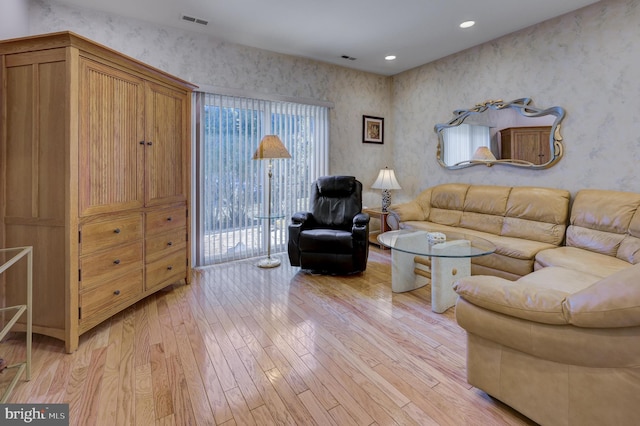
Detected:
left=391, top=0, right=640, bottom=200
left=23, top=0, right=640, bottom=207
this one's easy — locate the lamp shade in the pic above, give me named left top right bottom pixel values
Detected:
left=252, top=135, right=291, bottom=160
left=472, top=146, right=496, bottom=161
left=371, top=167, right=401, bottom=190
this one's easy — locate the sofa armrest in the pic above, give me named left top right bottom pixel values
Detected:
left=387, top=201, right=426, bottom=229
left=563, top=264, right=640, bottom=328
left=453, top=276, right=570, bottom=325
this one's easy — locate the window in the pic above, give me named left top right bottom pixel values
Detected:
left=194, top=93, right=329, bottom=266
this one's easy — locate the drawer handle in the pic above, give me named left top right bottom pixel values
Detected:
left=167, top=266, right=173, bottom=270
left=167, top=241, right=173, bottom=246
left=167, top=217, right=173, bottom=222
left=113, top=259, right=121, bottom=265
left=114, top=290, right=121, bottom=295
left=114, top=228, right=121, bottom=234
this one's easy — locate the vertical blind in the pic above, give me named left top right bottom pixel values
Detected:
left=194, top=92, right=329, bottom=266
left=442, top=123, right=492, bottom=165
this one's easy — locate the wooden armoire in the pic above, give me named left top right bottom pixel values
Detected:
left=499, top=126, right=552, bottom=165
left=0, top=32, right=196, bottom=352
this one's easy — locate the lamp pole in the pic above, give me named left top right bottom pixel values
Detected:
left=258, top=159, right=279, bottom=268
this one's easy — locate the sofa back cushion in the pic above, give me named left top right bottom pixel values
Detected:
left=427, top=183, right=468, bottom=226
left=460, top=185, right=510, bottom=235
left=501, top=187, right=570, bottom=245
left=422, top=183, right=569, bottom=246
left=566, top=189, right=640, bottom=264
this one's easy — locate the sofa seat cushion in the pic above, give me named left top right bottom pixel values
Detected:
left=535, top=246, right=631, bottom=278
left=516, top=266, right=601, bottom=293
left=403, top=220, right=557, bottom=277
left=405, top=221, right=556, bottom=258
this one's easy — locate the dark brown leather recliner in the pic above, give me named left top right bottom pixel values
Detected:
left=288, top=176, right=370, bottom=274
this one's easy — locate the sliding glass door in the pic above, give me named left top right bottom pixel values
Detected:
left=194, top=93, right=329, bottom=266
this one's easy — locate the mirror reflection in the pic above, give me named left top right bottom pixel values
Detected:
left=435, top=98, right=566, bottom=169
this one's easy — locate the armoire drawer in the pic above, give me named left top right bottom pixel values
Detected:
left=146, top=206, right=186, bottom=236
left=79, top=241, right=143, bottom=289
left=146, top=251, right=187, bottom=291
left=79, top=270, right=143, bottom=321
left=145, top=228, right=187, bottom=262
left=81, top=213, right=143, bottom=254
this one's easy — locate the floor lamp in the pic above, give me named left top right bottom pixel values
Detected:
left=252, top=135, right=291, bottom=268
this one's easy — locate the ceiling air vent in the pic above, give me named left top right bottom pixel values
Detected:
left=182, top=14, right=208, bottom=26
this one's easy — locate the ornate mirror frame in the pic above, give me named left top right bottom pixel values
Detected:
left=434, top=98, right=566, bottom=170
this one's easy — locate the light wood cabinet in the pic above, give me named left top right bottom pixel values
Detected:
left=0, top=32, right=196, bottom=352
left=499, top=126, right=552, bottom=165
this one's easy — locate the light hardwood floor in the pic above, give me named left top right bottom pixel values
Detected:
left=1, top=247, right=535, bottom=425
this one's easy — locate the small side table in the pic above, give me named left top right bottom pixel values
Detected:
left=363, top=207, right=390, bottom=249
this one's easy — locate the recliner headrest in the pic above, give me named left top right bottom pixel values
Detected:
left=316, top=176, right=356, bottom=196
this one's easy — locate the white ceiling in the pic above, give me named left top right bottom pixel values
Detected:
left=56, top=0, right=600, bottom=76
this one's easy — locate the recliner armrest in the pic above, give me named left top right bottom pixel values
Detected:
left=291, top=211, right=313, bottom=226
left=352, top=212, right=370, bottom=241
left=353, top=212, right=370, bottom=226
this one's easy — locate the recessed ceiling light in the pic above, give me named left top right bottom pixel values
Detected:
left=385, top=55, right=396, bottom=61
left=460, top=20, right=475, bottom=29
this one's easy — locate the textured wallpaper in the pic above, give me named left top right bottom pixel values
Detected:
left=23, top=0, right=640, bottom=208
left=26, top=0, right=393, bottom=209
left=392, top=0, right=640, bottom=200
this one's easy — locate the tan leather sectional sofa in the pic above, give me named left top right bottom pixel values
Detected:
left=387, top=183, right=571, bottom=279
left=389, top=185, right=640, bottom=425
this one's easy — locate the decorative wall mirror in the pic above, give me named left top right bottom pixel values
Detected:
left=434, top=98, right=566, bottom=169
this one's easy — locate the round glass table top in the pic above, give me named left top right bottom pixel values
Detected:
left=377, top=229, right=496, bottom=258
left=254, top=213, right=286, bottom=220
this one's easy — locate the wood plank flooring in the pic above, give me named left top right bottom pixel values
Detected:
left=1, top=247, right=536, bottom=425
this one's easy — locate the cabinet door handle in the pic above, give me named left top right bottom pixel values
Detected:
left=167, top=217, right=173, bottom=222
left=167, top=266, right=173, bottom=270
left=167, top=241, right=173, bottom=246
left=114, top=290, right=121, bottom=295
left=147, top=141, right=153, bottom=146
left=139, top=141, right=145, bottom=145
left=113, top=259, right=121, bottom=265
left=114, top=228, right=121, bottom=234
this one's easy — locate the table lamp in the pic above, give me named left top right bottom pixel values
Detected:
left=252, top=135, right=291, bottom=268
left=371, top=167, right=402, bottom=212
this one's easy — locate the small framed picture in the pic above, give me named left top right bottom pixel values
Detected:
left=363, top=115, right=384, bottom=144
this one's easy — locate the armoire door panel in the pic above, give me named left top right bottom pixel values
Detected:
left=79, top=58, right=145, bottom=216
left=144, top=82, right=188, bottom=206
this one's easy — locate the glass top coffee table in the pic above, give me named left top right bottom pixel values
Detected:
left=378, top=229, right=495, bottom=313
